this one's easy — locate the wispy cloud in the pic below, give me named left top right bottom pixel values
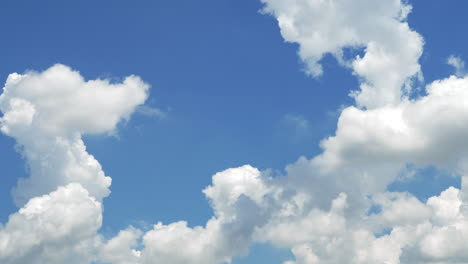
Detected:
left=447, top=55, right=466, bottom=77
left=283, top=114, right=310, bottom=132
left=136, top=105, right=167, bottom=119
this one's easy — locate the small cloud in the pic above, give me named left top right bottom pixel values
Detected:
left=447, top=55, right=466, bottom=77
left=136, top=105, right=167, bottom=119
left=283, top=114, right=310, bottom=131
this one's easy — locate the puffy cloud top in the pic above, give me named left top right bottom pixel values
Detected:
left=0, top=183, right=102, bottom=264
left=260, top=0, right=423, bottom=108
left=0, top=64, right=149, bottom=136
left=0, top=64, right=150, bottom=205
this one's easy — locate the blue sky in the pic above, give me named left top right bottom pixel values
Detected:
left=2, top=1, right=468, bottom=263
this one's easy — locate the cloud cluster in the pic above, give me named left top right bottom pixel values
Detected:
left=261, top=186, right=468, bottom=264
left=1, top=0, right=468, bottom=263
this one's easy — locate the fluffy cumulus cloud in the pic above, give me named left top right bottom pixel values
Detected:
left=0, top=64, right=149, bottom=263
left=0, top=64, right=149, bottom=206
left=260, top=0, right=423, bottom=109
left=99, top=227, right=143, bottom=264
left=104, top=166, right=272, bottom=264
left=0, top=183, right=102, bottom=264
left=2, top=0, right=468, bottom=264
left=317, top=76, right=468, bottom=169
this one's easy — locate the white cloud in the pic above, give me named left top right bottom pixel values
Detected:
left=99, top=227, right=143, bottom=264
left=3, top=67, right=468, bottom=264
left=260, top=0, right=423, bottom=109
left=0, top=183, right=102, bottom=264
left=136, top=105, right=167, bottom=119
left=447, top=55, right=466, bottom=77
left=0, top=64, right=149, bottom=136
left=139, top=220, right=231, bottom=264
left=271, top=73, right=468, bottom=263
left=2, top=1, right=468, bottom=263
left=0, top=64, right=149, bottom=206
left=283, top=114, right=310, bottom=132
left=98, top=165, right=277, bottom=264
left=270, top=185, right=468, bottom=264
left=258, top=193, right=348, bottom=248
left=0, top=64, right=149, bottom=263
left=137, top=165, right=271, bottom=264
left=203, top=165, right=270, bottom=218
left=316, top=75, right=468, bottom=172
left=428, top=187, right=463, bottom=226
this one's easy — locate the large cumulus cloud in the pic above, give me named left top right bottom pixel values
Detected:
left=0, top=64, right=149, bottom=205
left=0, top=64, right=149, bottom=263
